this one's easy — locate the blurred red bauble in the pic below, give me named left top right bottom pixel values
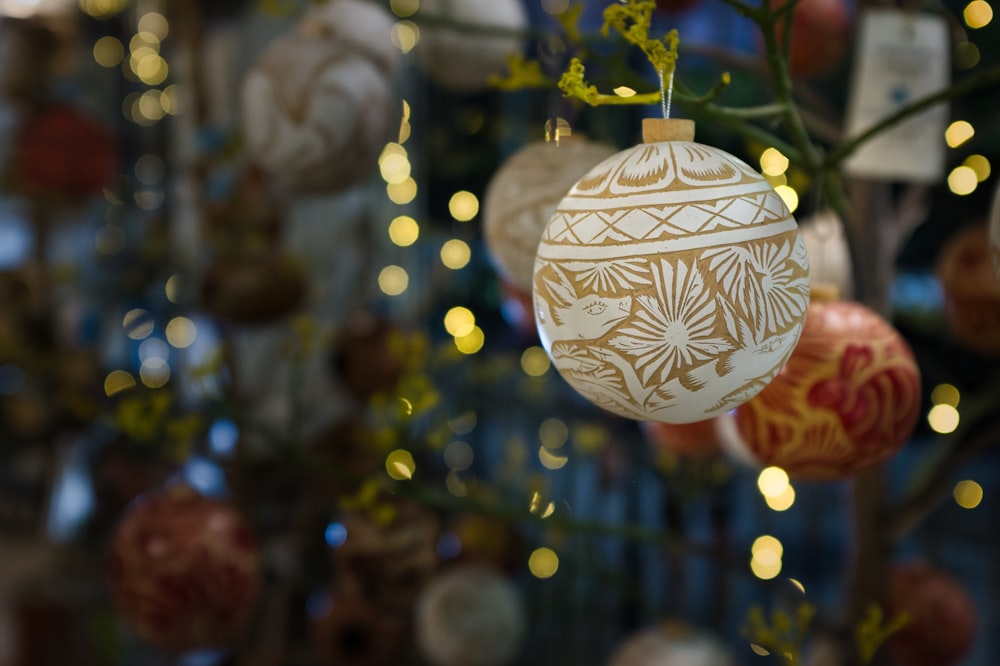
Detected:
left=14, top=103, right=116, bottom=200
left=765, top=0, right=852, bottom=79
left=888, top=562, right=977, bottom=666
left=731, top=297, right=921, bottom=480
left=640, top=415, right=732, bottom=459
left=936, top=224, right=1000, bottom=356
left=107, top=485, right=261, bottom=652
left=654, top=0, right=701, bottom=13
left=499, top=281, right=536, bottom=339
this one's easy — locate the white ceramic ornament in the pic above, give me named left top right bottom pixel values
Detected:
left=990, top=181, right=1000, bottom=285
left=416, top=0, right=528, bottom=92
left=608, top=623, right=735, bottom=666
left=799, top=208, right=853, bottom=298
left=533, top=119, right=810, bottom=423
left=241, top=1, right=400, bottom=194
left=484, top=137, right=619, bottom=292
left=415, top=566, right=526, bottom=666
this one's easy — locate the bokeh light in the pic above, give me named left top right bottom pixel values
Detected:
left=440, top=239, right=471, bottom=269
left=378, top=265, right=409, bottom=296
left=529, top=547, right=559, bottom=578
left=520, top=346, right=551, bottom=377
left=928, top=404, right=960, bottom=434
left=953, top=480, right=983, bottom=509
left=757, top=467, right=789, bottom=498
left=389, top=215, right=419, bottom=246
left=945, top=120, right=975, bottom=148
left=385, top=449, right=416, bottom=480
left=448, top=191, right=479, bottom=222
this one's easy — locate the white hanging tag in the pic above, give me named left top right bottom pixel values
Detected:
left=842, top=9, right=951, bottom=183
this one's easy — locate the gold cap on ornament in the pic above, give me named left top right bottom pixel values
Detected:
left=642, top=118, right=695, bottom=143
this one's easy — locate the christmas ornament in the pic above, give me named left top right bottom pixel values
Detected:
left=333, top=500, right=439, bottom=612
left=107, top=485, right=261, bottom=651
left=768, top=0, right=853, bottom=79
left=14, top=103, right=116, bottom=200
left=201, top=251, right=306, bottom=324
left=654, top=0, right=702, bottom=14
left=204, top=165, right=284, bottom=253
left=990, top=182, right=1000, bottom=284
left=483, top=137, right=618, bottom=293
left=936, top=223, right=1000, bottom=356
left=311, top=583, right=408, bottom=666
left=415, top=0, right=527, bottom=92
left=415, top=566, right=526, bottom=666
left=887, top=562, right=977, bottom=666
left=328, top=312, right=406, bottom=402
left=799, top=209, right=853, bottom=299
left=533, top=119, right=809, bottom=424
left=241, top=0, right=400, bottom=193
left=730, top=295, right=920, bottom=480
left=640, top=413, right=734, bottom=458
left=608, top=621, right=735, bottom=666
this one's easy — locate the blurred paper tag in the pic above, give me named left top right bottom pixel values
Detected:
left=843, top=9, right=950, bottom=182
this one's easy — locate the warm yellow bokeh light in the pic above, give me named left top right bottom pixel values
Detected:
left=789, top=578, right=806, bottom=594
left=963, top=154, right=991, bottom=182
left=539, top=446, right=569, bottom=470
left=440, top=239, right=472, bottom=269
left=123, top=308, right=154, bottom=340
left=388, top=215, right=419, bottom=247
left=765, top=485, right=796, bottom=511
left=443, top=440, right=474, bottom=471
left=103, top=370, right=136, bottom=397
left=521, top=346, right=551, bottom=377
left=751, top=535, right=784, bottom=564
left=774, top=184, right=799, bottom=213
left=390, top=21, right=420, bottom=53
left=750, top=645, right=771, bottom=657
left=387, top=177, right=418, bottom=204
left=454, top=326, right=485, bottom=354
left=378, top=265, right=409, bottom=296
left=614, top=86, right=637, bottom=98
left=760, top=147, right=790, bottom=176
left=528, top=547, right=559, bottom=578
left=757, top=467, right=790, bottom=498
left=379, top=152, right=411, bottom=184
left=138, top=12, right=169, bottom=40
left=750, top=556, right=783, bottom=580
left=542, top=0, right=571, bottom=14
left=928, top=404, right=960, bottom=434
left=443, top=306, right=476, bottom=337
left=385, top=449, right=416, bottom=480
left=948, top=166, right=978, bottom=196
left=93, top=36, right=124, bottom=67
left=160, top=85, right=179, bottom=115
left=955, top=41, right=981, bottom=69
left=164, top=274, right=182, bottom=303
left=931, top=383, right=960, bottom=408
left=448, top=191, right=479, bottom=222
left=139, top=358, right=170, bottom=388
left=165, top=317, right=197, bottom=348
left=80, top=0, right=129, bottom=19
left=953, top=479, right=983, bottom=509
left=390, top=0, right=419, bottom=17
left=539, top=418, right=569, bottom=449
left=964, top=0, right=993, bottom=28
left=945, top=120, right=975, bottom=148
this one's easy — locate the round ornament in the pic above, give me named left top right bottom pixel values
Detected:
left=731, top=297, right=920, bottom=480
left=608, top=622, right=735, bottom=666
left=241, top=1, right=400, bottom=194
left=887, top=562, right=977, bottom=666
left=640, top=413, right=733, bottom=459
left=415, top=0, right=528, bottom=92
left=14, top=103, right=116, bottom=200
left=936, top=223, right=1000, bottom=356
left=311, top=583, right=408, bottom=666
left=799, top=209, right=853, bottom=299
left=484, top=137, right=618, bottom=293
left=990, top=182, right=1000, bottom=284
left=533, top=119, right=809, bottom=424
left=107, top=485, right=261, bottom=652
left=767, top=0, right=852, bottom=79
left=415, top=566, right=526, bottom=666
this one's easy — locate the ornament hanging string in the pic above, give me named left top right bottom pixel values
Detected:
left=660, top=66, right=676, bottom=119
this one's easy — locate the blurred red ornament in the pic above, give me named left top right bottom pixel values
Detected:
left=654, top=0, right=701, bottom=13
left=888, top=562, right=977, bottom=666
left=936, top=224, right=1000, bottom=356
left=499, top=281, right=536, bottom=339
left=640, top=415, right=731, bottom=459
left=732, top=298, right=921, bottom=480
left=107, top=485, right=261, bottom=652
left=765, top=0, right=853, bottom=79
left=14, top=103, right=116, bottom=200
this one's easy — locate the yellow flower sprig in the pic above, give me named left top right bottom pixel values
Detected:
left=855, top=604, right=910, bottom=664
left=558, top=58, right=662, bottom=107
left=743, top=602, right=816, bottom=665
left=489, top=53, right=554, bottom=91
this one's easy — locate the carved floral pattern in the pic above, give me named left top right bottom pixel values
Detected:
left=534, top=140, right=809, bottom=423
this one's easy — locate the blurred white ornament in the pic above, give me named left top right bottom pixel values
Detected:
left=415, top=566, right=526, bottom=666
left=241, top=1, right=401, bottom=193
left=608, top=622, right=735, bottom=666
left=484, top=137, right=618, bottom=292
left=799, top=209, right=853, bottom=297
left=416, top=0, right=527, bottom=92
